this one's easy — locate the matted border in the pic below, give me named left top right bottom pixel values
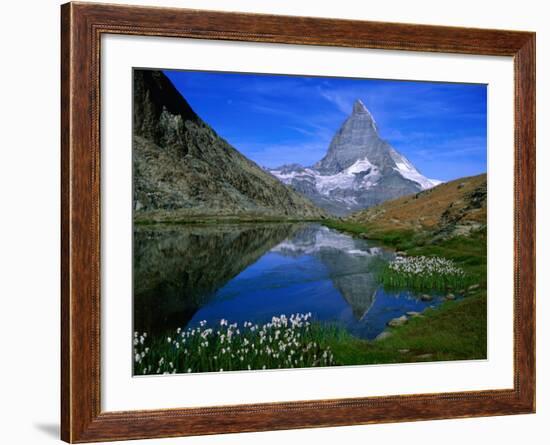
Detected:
left=61, top=2, right=535, bottom=442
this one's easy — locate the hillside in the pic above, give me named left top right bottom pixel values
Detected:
left=346, top=173, right=487, bottom=238
left=133, top=70, right=326, bottom=222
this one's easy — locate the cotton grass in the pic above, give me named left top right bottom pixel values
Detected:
left=133, top=313, right=336, bottom=375
left=381, top=255, right=468, bottom=291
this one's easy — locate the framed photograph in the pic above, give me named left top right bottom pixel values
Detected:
left=61, top=2, right=535, bottom=442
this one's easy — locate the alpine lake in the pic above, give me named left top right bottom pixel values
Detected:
left=134, top=222, right=453, bottom=342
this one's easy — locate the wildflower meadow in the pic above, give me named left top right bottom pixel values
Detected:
left=380, top=255, right=469, bottom=291
left=133, top=313, right=336, bottom=375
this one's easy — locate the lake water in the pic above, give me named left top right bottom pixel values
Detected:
left=134, top=223, right=447, bottom=340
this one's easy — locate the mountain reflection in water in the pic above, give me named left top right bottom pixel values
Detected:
left=134, top=223, right=444, bottom=340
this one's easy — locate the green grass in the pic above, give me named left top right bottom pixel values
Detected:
left=133, top=297, right=487, bottom=374
left=323, top=220, right=418, bottom=250
left=408, top=231, right=487, bottom=286
left=134, top=284, right=487, bottom=373
left=324, top=292, right=487, bottom=365
left=380, top=268, right=469, bottom=292
left=133, top=314, right=338, bottom=375
left=379, top=255, right=473, bottom=291
left=324, top=219, right=486, bottom=286
left=322, top=220, right=374, bottom=236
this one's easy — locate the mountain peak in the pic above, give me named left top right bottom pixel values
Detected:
left=313, top=98, right=381, bottom=175
left=351, top=99, right=377, bottom=130
left=286, top=97, right=441, bottom=214
left=353, top=99, right=367, bottom=113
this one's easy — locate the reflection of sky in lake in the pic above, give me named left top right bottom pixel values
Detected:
left=186, top=225, right=447, bottom=339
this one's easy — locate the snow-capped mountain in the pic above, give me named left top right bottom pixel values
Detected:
left=269, top=100, right=441, bottom=216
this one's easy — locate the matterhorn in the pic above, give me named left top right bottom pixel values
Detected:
left=269, top=99, right=441, bottom=216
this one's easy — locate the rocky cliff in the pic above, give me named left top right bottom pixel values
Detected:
left=133, top=70, right=326, bottom=221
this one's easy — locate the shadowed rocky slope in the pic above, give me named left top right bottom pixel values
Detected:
left=133, top=70, right=326, bottom=221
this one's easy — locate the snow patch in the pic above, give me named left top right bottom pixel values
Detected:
left=271, top=158, right=381, bottom=197
left=393, top=158, right=442, bottom=190
left=269, top=168, right=316, bottom=185
left=315, top=159, right=376, bottom=195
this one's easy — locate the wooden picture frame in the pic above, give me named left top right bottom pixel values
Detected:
left=61, top=1, right=535, bottom=442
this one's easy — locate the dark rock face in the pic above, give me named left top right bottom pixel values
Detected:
left=270, top=100, right=440, bottom=216
left=133, top=70, right=326, bottom=221
left=133, top=69, right=198, bottom=150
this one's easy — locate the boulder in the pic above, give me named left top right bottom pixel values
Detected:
left=415, top=353, right=433, bottom=360
left=387, top=315, right=408, bottom=327
left=420, top=294, right=433, bottom=302
left=374, top=331, right=393, bottom=341
left=406, top=311, right=421, bottom=317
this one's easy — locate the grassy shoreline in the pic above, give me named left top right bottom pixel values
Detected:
left=135, top=286, right=486, bottom=374
left=321, top=218, right=487, bottom=365
left=134, top=314, right=338, bottom=375
left=134, top=217, right=487, bottom=373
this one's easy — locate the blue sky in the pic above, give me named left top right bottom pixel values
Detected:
left=164, top=70, right=487, bottom=182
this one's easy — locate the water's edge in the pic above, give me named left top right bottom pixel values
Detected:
left=133, top=222, right=451, bottom=341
